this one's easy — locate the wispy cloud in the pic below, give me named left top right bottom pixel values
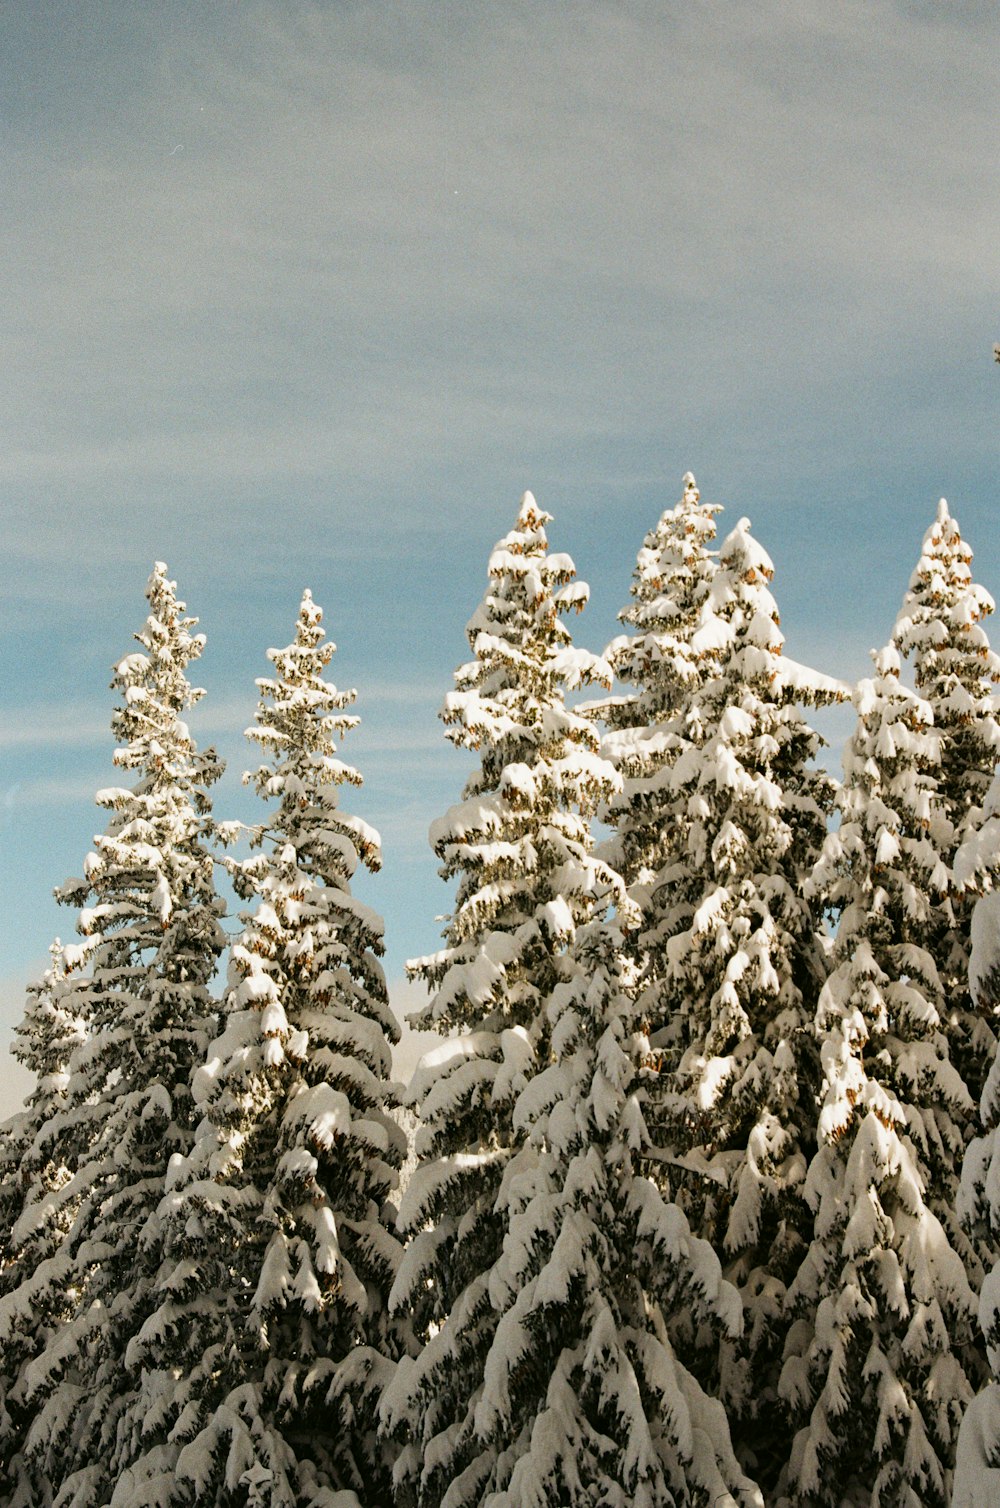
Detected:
left=0, top=679, right=444, bottom=753
left=1, top=776, right=104, bottom=810
left=3, top=0, right=997, bottom=548
left=0, top=708, right=108, bottom=751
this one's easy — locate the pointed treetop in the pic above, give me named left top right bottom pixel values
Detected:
left=681, top=470, right=699, bottom=503
left=515, top=489, right=551, bottom=531
left=720, top=515, right=775, bottom=583
left=294, top=587, right=327, bottom=643
left=136, top=559, right=200, bottom=638
left=142, top=562, right=202, bottom=648
left=110, top=562, right=213, bottom=764
left=249, top=591, right=359, bottom=769
left=906, top=496, right=976, bottom=593
left=871, top=641, right=902, bottom=679
left=895, top=498, right=998, bottom=684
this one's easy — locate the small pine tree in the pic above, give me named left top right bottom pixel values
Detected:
left=381, top=494, right=630, bottom=1506
left=443, top=912, right=763, bottom=1507
left=893, top=498, right=1000, bottom=1116
left=779, top=646, right=978, bottom=1507
left=114, top=591, right=404, bottom=1508
left=0, top=947, right=86, bottom=1507
left=20, top=563, right=226, bottom=1508
left=631, top=515, right=843, bottom=1490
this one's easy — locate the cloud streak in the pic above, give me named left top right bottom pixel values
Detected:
left=3, top=0, right=997, bottom=532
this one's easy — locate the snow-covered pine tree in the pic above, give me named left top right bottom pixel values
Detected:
left=0, top=947, right=86, bottom=1508
left=952, top=770, right=1000, bottom=1504
left=112, top=591, right=405, bottom=1508
left=779, top=645, right=978, bottom=1507
left=595, top=472, right=722, bottom=896
left=892, top=499, right=1000, bottom=1118
left=20, top=563, right=226, bottom=1508
left=632, top=515, right=843, bottom=1490
left=430, top=909, right=763, bottom=1507
left=381, top=493, right=634, bottom=1505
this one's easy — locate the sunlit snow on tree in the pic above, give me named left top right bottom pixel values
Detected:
left=779, top=645, right=979, bottom=1508
left=116, top=591, right=404, bottom=1508
left=893, top=499, right=1000, bottom=1120
left=0, top=947, right=87, bottom=1507
left=14, top=564, right=227, bottom=1508
left=622, top=512, right=845, bottom=1491
left=382, top=494, right=632, bottom=1507
left=594, top=472, right=723, bottom=895
left=455, top=913, right=762, bottom=1507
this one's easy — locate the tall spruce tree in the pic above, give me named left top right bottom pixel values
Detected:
left=627, top=515, right=843, bottom=1491
left=892, top=498, right=1000, bottom=1117
left=380, top=494, right=632, bottom=1505
left=112, top=591, right=404, bottom=1508
left=595, top=472, right=722, bottom=896
left=19, top=563, right=226, bottom=1508
left=779, top=646, right=978, bottom=1507
left=589, top=472, right=730, bottom=1152
left=0, top=947, right=86, bottom=1507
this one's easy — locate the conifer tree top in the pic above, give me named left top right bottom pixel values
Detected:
left=895, top=497, right=997, bottom=650
left=892, top=496, right=1000, bottom=856
left=514, top=488, right=547, bottom=531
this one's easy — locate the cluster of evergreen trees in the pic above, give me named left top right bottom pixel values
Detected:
left=3, top=477, right=1000, bottom=1507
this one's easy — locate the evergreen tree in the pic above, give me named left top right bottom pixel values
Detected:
left=629, top=516, right=842, bottom=1490
left=0, top=947, right=86, bottom=1507
left=779, top=646, right=978, bottom=1507
left=892, top=498, right=1000, bottom=1116
left=425, top=912, right=762, bottom=1507
left=595, top=472, right=722, bottom=895
left=381, top=494, right=631, bottom=1505
left=589, top=471, right=727, bottom=1144
left=20, top=563, right=226, bottom=1508
left=113, top=591, right=404, bottom=1508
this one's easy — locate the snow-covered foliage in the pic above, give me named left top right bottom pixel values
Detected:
left=385, top=914, right=762, bottom=1507
left=623, top=515, right=843, bottom=1488
left=15, top=564, right=226, bottom=1507
left=5, top=485, right=1000, bottom=1508
left=954, top=1385, right=1000, bottom=1507
left=779, top=646, right=979, bottom=1506
left=893, top=498, right=1000, bottom=1114
left=384, top=494, right=633, bottom=1504
left=595, top=472, right=722, bottom=891
left=0, top=947, right=87, bottom=1507
left=116, top=591, right=404, bottom=1507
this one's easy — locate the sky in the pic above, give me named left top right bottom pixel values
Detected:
left=2, top=0, right=998, bottom=1117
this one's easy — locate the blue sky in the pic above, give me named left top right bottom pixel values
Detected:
left=2, top=0, right=998, bottom=1115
